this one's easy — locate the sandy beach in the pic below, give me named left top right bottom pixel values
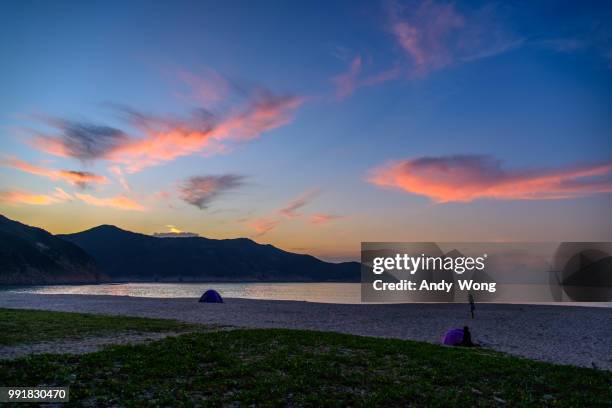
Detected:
left=0, top=292, right=610, bottom=370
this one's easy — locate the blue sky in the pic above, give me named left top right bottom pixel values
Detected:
left=1, top=0, right=611, bottom=261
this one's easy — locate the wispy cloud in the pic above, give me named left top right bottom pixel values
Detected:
left=533, top=30, right=612, bottom=68
left=248, top=217, right=280, bottom=237
left=279, top=190, right=319, bottom=218
left=108, top=165, right=130, bottom=192
left=2, top=157, right=109, bottom=188
left=175, top=67, right=231, bottom=106
left=535, top=37, right=587, bottom=53
left=179, top=174, right=246, bottom=210
left=332, top=55, right=400, bottom=98
left=154, top=190, right=171, bottom=200
left=28, top=82, right=303, bottom=173
left=74, top=193, right=147, bottom=211
left=0, top=188, right=72, bottom=206
left=310, top=213, right=344, bottom=225
left=0, top=186, right=146, bottom=211
left=368, top=155, right=612, bottom=202
left=58, top=170, right=108, bottom=189
left=110, top=90, right=302, bottom=173
left=245, top=189, right=327, bottom=236
left=329, top=1, right=520, bottom=98
left=33, top=119, right=128, bottom=161
left=388, top=0, right=521, bottom=76
left=53, top=187, right=73, bottom=201
left=333, top=56, right=363, bottom=99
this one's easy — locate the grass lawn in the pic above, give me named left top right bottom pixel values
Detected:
left=0, top=308, right=198, bottom=345
left=1, top=323, right=611, bottom=406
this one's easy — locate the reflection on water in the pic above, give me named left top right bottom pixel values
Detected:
left=1, top=283, right=610, bottom=306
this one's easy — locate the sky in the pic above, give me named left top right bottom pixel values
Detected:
left=1, top=0, right=611, bottom=262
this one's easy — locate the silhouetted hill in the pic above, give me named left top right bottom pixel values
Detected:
left=0, top=215, right=101, bottom=284
left=59, top=225, right=360, bottom=282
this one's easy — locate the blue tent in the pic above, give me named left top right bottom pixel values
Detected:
left=199, top=289, right=223, bottom=303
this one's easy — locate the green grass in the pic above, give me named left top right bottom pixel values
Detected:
left=1, top=328, right=611, bottom=407
left=0, top=308, right=198, bottom=345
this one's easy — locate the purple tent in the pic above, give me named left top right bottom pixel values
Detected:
left=442, top=328, right=464, bottom=346
left=199, top=289, right=223, bottom=303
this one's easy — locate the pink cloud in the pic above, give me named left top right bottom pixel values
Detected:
left=368, top=155, right=612, bottom=202
left=57, top=170, right=108, bottom=189
left=389, top=1, right=521, bottom=75
left=249, top=217, right=280, bottom=237
left=2, top=157, right=109, bottom=188
left=310, top=213, right=344, bottom=225
left=176, top=68, right=230, bottom=105
left=332, top=56, right=400, bottom=98
left=0, top=186, right=144, bottom=211
left=108, top=165, right=130, bottom=192
left=246, top=189, right=323, bottom=236
left=74, top=193, right=146, bottom=211
left=31, top=137, right=70, bottom=158
left=215, top=90, right=304, bottom=142
left=0, top=188, right=71, bottom=206
left=154, top=190, right=171, bottom=200
left=111, top=91, right=303, bottom=173
left=53, top=187, right=73, bottom=201
left=29, top=80, right=303, bottom=173
left=391, top=1, right=464, bottom=73
left=332, top=56, right=363, bottom=99
left=362, top=65, right=402, bottom=86
left=279, top=190, right=319, bottom=218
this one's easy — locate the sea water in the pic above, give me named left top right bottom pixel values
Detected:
left=1, top=283, right=610, bottom=306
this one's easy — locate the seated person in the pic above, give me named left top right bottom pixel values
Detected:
left=459, top=326, right=479, bottom=347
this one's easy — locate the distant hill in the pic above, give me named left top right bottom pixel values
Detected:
left=59, top=225, right=359, bottom=282
left=0, top=215, right=101, bottom=284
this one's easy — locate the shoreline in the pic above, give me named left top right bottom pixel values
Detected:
left=0, top=292, right=610, bottom=370
left=0, top=279, right=361, bottom=286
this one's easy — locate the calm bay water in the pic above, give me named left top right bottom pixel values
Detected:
left=4, top=283, right=363, bottom=304
left=2, top=283, right=611, bottom=306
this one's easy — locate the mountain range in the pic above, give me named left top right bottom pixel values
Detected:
left=0, top=215, right=359, bottom=284
left=0, top=214, right=101, bottom=284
